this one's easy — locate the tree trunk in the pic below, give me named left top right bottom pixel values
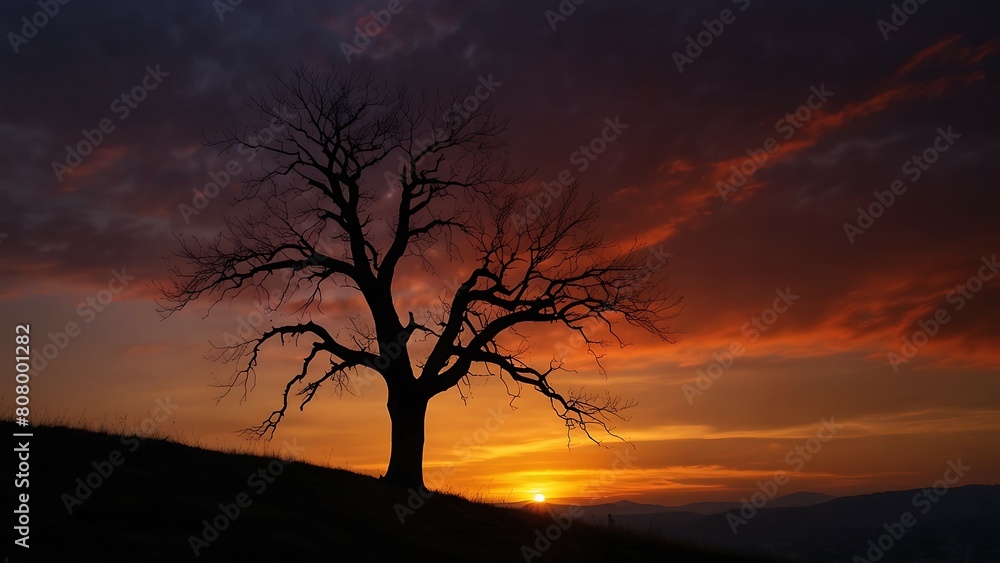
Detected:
left=383, top=388, right=428, bottom=490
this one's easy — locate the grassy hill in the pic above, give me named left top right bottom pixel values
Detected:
left=4, top=421, right=769, bottom=562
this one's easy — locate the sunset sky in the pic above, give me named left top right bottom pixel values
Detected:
left=1, top=1, right=998, bottom=506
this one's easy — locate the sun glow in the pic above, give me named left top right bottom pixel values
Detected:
left=533, top=493, right=546, bottom=503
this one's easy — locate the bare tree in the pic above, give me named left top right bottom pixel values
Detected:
left=159, top=66, right=681, bottom=490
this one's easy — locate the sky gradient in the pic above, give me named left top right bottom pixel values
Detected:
left=1, top=0, right=998, bottom=505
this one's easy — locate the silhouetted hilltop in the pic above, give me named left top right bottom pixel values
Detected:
left=3, top=422, right=770, bottom=562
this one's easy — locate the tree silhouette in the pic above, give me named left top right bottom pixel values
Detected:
left=159, top=66, right=681, bottom=490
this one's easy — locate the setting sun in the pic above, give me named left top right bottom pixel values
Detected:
left=533, top=493, right=546, bottom=503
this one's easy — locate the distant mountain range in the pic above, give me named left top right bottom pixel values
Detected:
left=504, top=490, right=836, bottom=515
left=516, top=486, right=1000, bottom=561
left=562, top=491, right=839, bottom=517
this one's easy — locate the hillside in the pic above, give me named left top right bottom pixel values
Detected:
left=3, top=422, right=768, bottom=562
